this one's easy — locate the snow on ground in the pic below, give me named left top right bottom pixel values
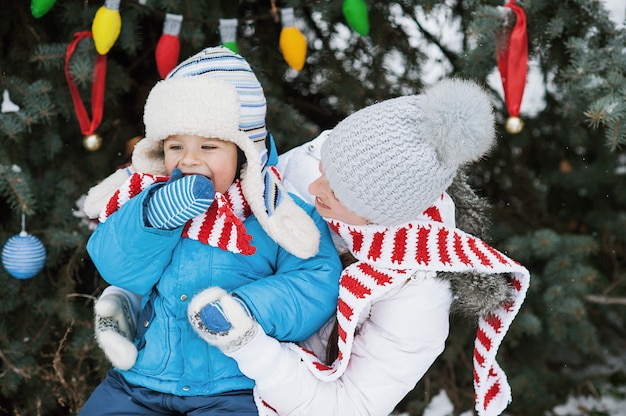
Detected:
left=551, top=386, right=626, bottom=416
left=394, top=385, right=626, bottom=416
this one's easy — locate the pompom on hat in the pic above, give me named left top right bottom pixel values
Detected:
left=95, top=46, right=320, bottom=259
left=321, top=78, right=496, bottom=226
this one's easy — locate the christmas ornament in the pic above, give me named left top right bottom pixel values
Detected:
left=1, top=90, right=20, bottom=113
left=496, top=0, right=528, bottom=134
left=83, top=133, right=103, bottom=151
left=279, top=8, right=307, bottom=71
left=92, top=0, right=122, bottom=55
left=65, top=31, right=107, bottom=150
left=31, top=0, right=56, bottom=18
left=505, top=116, right=524, bottom=134
left=156, top=14, right=183, bottom=79
left=342, top=0, right=370, bottom=36
left=2, top=214, right=46, bottom=280
left=220, top=18, right=239, bottom=54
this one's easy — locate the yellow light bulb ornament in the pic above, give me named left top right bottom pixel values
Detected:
left=92, top=0, right=122, bottom=55
left=279, top=8, right=307, bottom=71
left=342, top=0, right=370, bottom=36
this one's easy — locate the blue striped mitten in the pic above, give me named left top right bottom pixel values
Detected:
left=146, top=169, right=215, bottom=229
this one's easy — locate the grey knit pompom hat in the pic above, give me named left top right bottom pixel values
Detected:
left=320, top=78, right=496, bottom=226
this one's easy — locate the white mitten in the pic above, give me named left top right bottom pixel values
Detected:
left=94, top=289, right=139, bottom=370
left=187, top=287, right=259, bottom=353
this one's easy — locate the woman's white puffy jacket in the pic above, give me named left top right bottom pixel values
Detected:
left=221, top=133, right=454, bottom=415
left=228, top=272, right=452, bottom=416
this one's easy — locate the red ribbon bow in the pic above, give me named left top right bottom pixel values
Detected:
left=497, top=0, right=528, bottom=119
left=64, top=31, right=107, bottom=136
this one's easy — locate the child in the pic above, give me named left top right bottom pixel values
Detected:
left=79, top=47, right=342, bottom=415
left=189, top=79, right=531, bottom=416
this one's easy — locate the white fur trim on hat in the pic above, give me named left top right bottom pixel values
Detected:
left=132, top=139, right=166, bottom=175
left=131, top=47, right=321, bottom=258
left=144, top=77, right=242, bottom=144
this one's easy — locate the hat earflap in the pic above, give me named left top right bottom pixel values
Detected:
left=238, top=136, right=320, bottom=259
left=82, top=136, right=163, bottom=220
left=132, top=138, right=167, bottom=176
left=265, top=166, right=320, bottom=258
left=83, top=166, right=136, bottom=219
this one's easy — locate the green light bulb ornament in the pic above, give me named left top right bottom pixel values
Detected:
left=219, top=19, right=240, bottom=55
left=342, top=0, right=370, bottom=36
left=31, top=0, right=56, bottom=18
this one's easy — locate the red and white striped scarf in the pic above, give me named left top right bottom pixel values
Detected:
left=98, top=172, right=256, bottom=255
left=258, top=196, right=530, bottom=416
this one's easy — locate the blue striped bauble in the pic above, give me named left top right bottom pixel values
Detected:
left=2, top=232, right=47, bottom=279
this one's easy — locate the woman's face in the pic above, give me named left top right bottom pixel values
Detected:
left=163, top=134, right=238, bottom=194
left=308, top=163, right=369, bottom=225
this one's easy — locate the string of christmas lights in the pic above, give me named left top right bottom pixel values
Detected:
left=33, top=0, right=370, bottom=73
left=53, top=0, right=526, bottom=150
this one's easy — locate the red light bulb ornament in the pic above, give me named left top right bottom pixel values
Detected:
left=156, top=14, right=183, bottom=79
left=342, top=0, right=370, bottom=36
left=279, top=8, right=307, bottom=71
left=92, top=0, right=122, bottom=55
left=220, top=19, right=239, bottom=54
left=496, top=0, right=528, bottom=134
left=31, top=0, right=56, bottom=18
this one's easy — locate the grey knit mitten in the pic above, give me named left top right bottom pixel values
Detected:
left=188, top=287, right=259, bottom=353
left=94, top=291, right=139, bottom=370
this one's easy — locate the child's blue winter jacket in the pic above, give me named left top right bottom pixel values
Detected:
left=87, top=186, right=341, bottom=396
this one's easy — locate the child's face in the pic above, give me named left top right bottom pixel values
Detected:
left=163, top=134, right=238, bottom=194
left=308, top=163, right=369, bottom=225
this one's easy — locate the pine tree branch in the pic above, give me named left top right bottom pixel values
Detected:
left=584, top=294, right=626, bottom=306
left=0, top=165, right=31, bottom=212
left=0, top=349, right=31, bottom=379
left=398, top=3, right=458, bottom=68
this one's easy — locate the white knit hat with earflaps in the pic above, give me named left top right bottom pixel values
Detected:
left=87, top=47, right=320, bottom=259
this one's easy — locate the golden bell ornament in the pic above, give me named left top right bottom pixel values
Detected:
left=83, top=133, right=103, bottom=151
left=505, top=116, right=524, bottom=134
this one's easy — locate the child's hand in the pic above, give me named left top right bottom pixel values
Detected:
left=146, top=168, right=215, bottom=229
left=188, top=287, right=259, bottom=353
left=94, top=292, right=138, bottom=370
